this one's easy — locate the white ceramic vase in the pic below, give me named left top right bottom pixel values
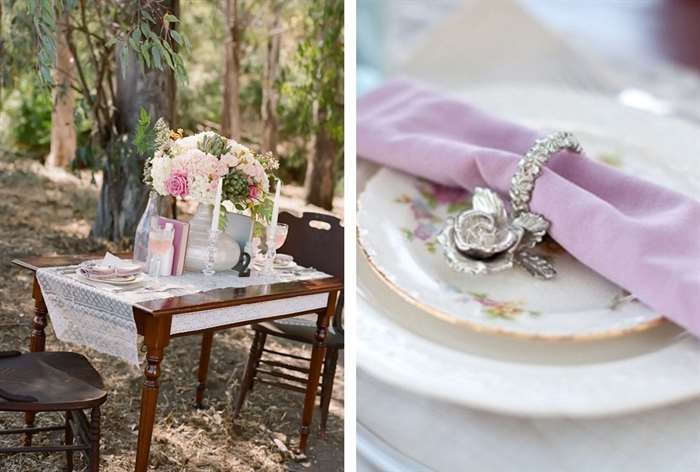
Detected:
left=184, top=205, right=241, bottom=272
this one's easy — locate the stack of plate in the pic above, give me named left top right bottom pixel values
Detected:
left=357, top=86, right=700, bottom=470
left=77, top=259, right=145, bottom=286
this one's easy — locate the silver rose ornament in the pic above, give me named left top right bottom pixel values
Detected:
left=437, top=131, right=583, bottom=280
left=437, top=188, right=555, bottom=279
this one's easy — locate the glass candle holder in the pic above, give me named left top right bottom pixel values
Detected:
left=202, top=229, right=220, bottom=276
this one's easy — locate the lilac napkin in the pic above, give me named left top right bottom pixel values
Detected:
left=358, top=79, right=700, bottom=337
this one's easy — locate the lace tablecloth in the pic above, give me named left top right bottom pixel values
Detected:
left=37, top=266, right=330, bottom=366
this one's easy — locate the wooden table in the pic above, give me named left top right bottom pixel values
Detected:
left=12, top=254, right=343, bottom=472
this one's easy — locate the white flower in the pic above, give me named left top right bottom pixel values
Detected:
left=241, top=159, right=266, bottom=184
left=151, top=156, right=173, bottom=195
left=172, top=131, right=216, bottom=154
left=189, top=175, right=216, bottom=204
left=221, top=200, right=236, bottom=212
left=229, top=141, right=250, bottom=156
left=220, top=152, right=239, bottom=168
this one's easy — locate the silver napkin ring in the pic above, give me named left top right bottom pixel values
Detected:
left=437, top=131, right=582, bottom=279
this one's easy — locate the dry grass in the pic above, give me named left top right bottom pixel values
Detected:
left=0, top=155, right=344, bottom=471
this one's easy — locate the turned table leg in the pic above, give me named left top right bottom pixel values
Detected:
left=195, top=331, right=214, bottom=408
left=134, top=314, right=171, bottom=472
left=299, top=290, right=339, bottom=452
left=88, top=407, right=101, bottom=472
left=25, top=277, right=48, bottom=446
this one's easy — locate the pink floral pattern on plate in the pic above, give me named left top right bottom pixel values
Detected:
left=395, top=180, right=471, bottom=253
left=394, top=176, right=635, bottom=322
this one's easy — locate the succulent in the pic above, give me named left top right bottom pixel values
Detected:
left=222, top=170, right=249, bottom=203
left=197, top=134, right=231, bottom=157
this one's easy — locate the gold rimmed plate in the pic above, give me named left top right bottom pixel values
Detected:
left=358, top=86, right=700, bottom=341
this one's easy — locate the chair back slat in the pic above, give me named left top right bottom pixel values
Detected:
left=278, top=211, right=344, bottom=279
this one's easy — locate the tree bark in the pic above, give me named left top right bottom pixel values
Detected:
left=304, top=108, right=337, bottom=210
left=91, top=2, right=177, bottom=243
left=221, top=0, right=242, bottom=139
left=46, top=12, right=77, bottom=168
left=261, top=6, right=281, bottom=153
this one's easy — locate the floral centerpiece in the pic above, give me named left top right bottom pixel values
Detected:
left=140, top=115, right=278, bottom=229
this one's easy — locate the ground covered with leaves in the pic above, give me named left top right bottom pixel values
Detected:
left=0, top=156, right=343, bottom=471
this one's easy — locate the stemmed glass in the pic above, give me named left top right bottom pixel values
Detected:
left=271, top=223, right=288, bottom=251
left=262, top=223, right=289, bottom=275
left=147, top=219, right=174, bottom=285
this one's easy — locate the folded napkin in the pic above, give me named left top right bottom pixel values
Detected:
left=79, top=252, right=144, bottom=279
left=358, top=79, right=700, bottom=337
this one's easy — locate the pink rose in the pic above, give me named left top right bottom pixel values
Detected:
left=165, top=171, right=189, bottom=198
left=248, top=185, right=261, bottom=200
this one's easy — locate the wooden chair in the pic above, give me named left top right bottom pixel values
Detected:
left=0, top=350, right=107, bottom=471
left=233, top=211, right=344, bottom=435
left=194, top=211, right=343, bottom=435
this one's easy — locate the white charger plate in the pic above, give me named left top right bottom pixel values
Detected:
left=357, top=85, right=700, bottom=416
left=358, top=86, right=700, bottom=340
left=358, top=243, right=700, bottom=417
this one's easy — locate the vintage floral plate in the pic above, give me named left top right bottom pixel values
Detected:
left=358, top=86, right=699, bottom=340
left=358, top=249, right=700, bottom=417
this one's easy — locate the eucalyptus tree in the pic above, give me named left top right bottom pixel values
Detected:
left=23, top=0, right=189, bottom=242
left=292, top=0, right=344, bottom=210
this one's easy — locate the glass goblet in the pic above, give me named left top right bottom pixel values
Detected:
left=271, top=223, right=289, bottom=250
left=147, top=223, right=174, bottom=284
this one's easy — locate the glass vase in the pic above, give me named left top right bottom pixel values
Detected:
left=133, top=191, right=162, bottom=263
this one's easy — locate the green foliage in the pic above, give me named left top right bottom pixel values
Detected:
left=133, top=109, right=173, bottom=188
left=134, top=108, right=154, bottom=156
left=277, top=0, right=344, bottom=182
left=0, top=2, right=39, bottom=98
left=2, top=0, right=344, bottom=193
left=22, top=1, right=191, bottom=88
left=6, top=79, right=52, bottom=158
left=175, top=1, right=224, bottom=133
left=282, top=0, right=343, bottom=142
left=119, top=7, right=191, bottom=83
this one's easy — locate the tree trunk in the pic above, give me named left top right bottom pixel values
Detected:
left=261, top=6, right=281, bottom=153
left=46, top=13, right=76, bottom=168
left=91, top=2, right=177, bottom=243
left=304, top=108, right=337, bottom=210
left=221, top=0, right=242, bottom=139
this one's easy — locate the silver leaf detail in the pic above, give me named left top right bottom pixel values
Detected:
left=515, top=251, right=556, bottom=279
left=472, top=187, right=507, bottom=224
left=512, top=212, right=549, bottom=248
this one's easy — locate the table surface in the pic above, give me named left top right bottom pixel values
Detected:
left=13, top=252, right=343, bottom=471
left=12, top=254, right=343, bottom=317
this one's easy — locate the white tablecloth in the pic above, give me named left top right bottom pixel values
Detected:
left=37, top=266, right=329, bottom=366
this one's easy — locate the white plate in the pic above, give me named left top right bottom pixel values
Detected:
left=358, top=86, right=700, bottom=340
left=357, top=85, right=700, bottom=416
left=77, top=271, right=145, bottom=286
left=358, top=243, right=700, bottom=417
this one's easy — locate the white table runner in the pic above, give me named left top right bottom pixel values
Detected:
left=37, top=266, right=330, bottom=366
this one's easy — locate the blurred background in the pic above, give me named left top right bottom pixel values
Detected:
left=358, top=0, right=700, bottom=121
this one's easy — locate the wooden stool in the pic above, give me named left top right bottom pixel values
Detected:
left=0, top=351, right=107, bottom=471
